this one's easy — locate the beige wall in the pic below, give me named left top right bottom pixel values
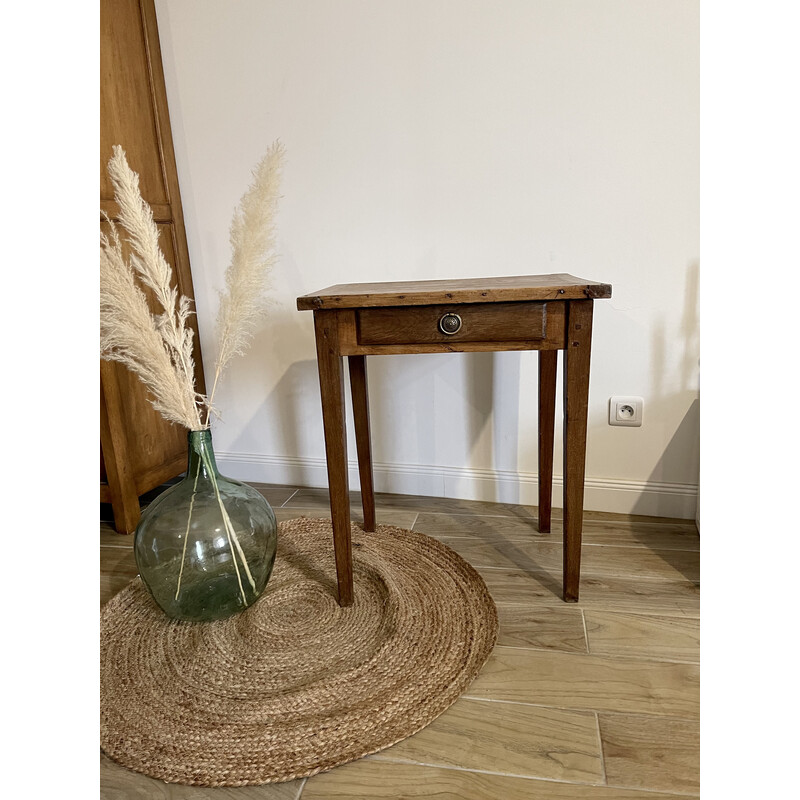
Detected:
left=154, top=0, right=699, bottom=517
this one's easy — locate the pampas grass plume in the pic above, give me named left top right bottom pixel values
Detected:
left=207, top=141, right=285, bottom=422
left=99, top=141, right=285, bottom=431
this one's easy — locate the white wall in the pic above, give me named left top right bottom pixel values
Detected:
left=154, top=0, right=699, bottom=518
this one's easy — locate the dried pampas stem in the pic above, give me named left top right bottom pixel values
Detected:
left=205, top=140, right=285, bottom=425
left=106, top=146, right=201, bottom=429
left=99, top=142, right=284, bottom=430
left=100, top=215, right=202, bottom=429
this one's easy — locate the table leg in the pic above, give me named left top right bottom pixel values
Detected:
left=562, top=300, right=594, bottom=602
left=348, top=355, right=376, bottom=532
left=538, top=350, right=557, bottom=533
left=314, top=310, right=354, bottom=606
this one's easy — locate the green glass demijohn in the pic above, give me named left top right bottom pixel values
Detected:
left=134, top=429, right=277, bottom=622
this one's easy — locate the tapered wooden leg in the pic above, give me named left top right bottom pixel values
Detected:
left=348, top=355, right=376, bottom=532
left=562, top=300, right=594, bottom=602
left=538, top=350, right=557, bottom=533
left=314, top=310, right=353, bottom=606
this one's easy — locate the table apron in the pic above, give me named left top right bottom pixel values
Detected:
left=325, top=302, right=568, bottom=356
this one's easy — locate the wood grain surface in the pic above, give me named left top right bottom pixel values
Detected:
left=356, top=301, right=547, bottom=344
left=297, top=274, right=612, bottom=310
left=599, top=714, right=700, bottom=794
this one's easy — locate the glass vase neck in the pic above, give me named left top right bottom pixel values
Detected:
left=187, top=428, right=218, bottom=479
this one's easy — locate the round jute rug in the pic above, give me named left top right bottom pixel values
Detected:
left=100, top=517, right=498, bottom=786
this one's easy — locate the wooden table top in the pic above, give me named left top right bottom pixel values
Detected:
left=297, top=273, right=612, bottom=310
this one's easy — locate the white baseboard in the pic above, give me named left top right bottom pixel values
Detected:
left=217, top=451, right=698, bottom=520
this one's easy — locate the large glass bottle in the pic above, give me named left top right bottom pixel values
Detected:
left=134, top=430, right=277, bottom=621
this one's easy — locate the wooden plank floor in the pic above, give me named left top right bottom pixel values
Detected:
left=101, top=485, right=699, bottom=799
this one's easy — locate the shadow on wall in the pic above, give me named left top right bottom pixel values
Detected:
left=626, top=259, right=699, bottom=582
left=225, top=259, right=699, bottom=522
left=634, top=258, right=699, bottom=517
left=464, top=350, right=522, bottom=506
left=365, top=352, right=439, bottom=483
left=224, top=299, right=321, bottom=485
left=630, top=396, right=699, bottom=584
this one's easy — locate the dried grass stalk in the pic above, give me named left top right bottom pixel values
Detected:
left=106, top=146, right=200, bottom=417
left=99, top=142, right=284, bottom=430
left=100, top=215, right=202, bottom=429
left=205, top=140, right=285, bottom=424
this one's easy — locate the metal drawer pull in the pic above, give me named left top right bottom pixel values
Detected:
left=438, top=313, right=462, bottom=335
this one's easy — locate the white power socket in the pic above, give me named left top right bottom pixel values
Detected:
left=609, top=396, right=643, bottom=427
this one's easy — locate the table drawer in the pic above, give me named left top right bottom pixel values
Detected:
left=357, top=301, right=548, bottom=346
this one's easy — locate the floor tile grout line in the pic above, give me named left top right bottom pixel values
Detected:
left=413, top=510, right=696, bottom=525
left=429, top=537, right=700, bottom=553
left=493, top=600, right=697, bottom=613
left=486, top=642, right=701, bottom=666
left=594, top=711, right=608, bottom=785
left=256, top=493, right=695, bottom=526
left=490, top=603, right=699, bottom=621
left=602, top=784, right=699, bottom=798
left=455, top=695, right=597, bottom=717
left=281, top=503, right=669, bottom=523
left=460, top=695, right=700, bottom=721
left=365, top=755, right=701, bottom=796
left=363, top=755, right=609, bottom=789
left=279, top=509, right=697, bottom=534
left=474, top=564, right=699, bottom=585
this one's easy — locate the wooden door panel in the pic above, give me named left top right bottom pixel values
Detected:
left=101, top=0, right=204, bottom=531
left=100, top=0, right=169, bottom=206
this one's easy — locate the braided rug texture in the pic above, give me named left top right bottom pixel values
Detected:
left=100, top=517, right=498, bottom=786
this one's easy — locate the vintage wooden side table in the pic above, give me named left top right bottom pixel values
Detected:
left=297, top=274, right=612, bottom=606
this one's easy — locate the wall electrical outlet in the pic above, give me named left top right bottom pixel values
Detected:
left=609, top=396, right=643, bottom=427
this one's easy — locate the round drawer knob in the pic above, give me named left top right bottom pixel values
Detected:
left=438, top=313, right=462, bottom=335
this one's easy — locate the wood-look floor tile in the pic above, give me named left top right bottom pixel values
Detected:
left=585, top=611, right=699, bottom=663
left=577, top=520, right=698, bottom=551
left=100, top=487, right=700, bottom=799
left=434, top=537, right=699, bottom=582
left=466, top=647, right=699, bottom=718
left=101, top=525, right=698, bottom=584
left=413, top=505, right=691, bottom=524
left=250, top=485, right=302, bottom=508
left=480, top=568, right=700, bottom=617
left=272, top=507, right=418, bottom=529
left=302, top=759, right=688, bottom=799
left=101, top=518, right=119, bottom=535
left=433, top=537, right=558, bottom=573
left=581, top=546, right=698, bottom=583
left=546, top=517, right=698, bottom=551
left=496, top=605, right=587, bottom=652
left=599, top=714, right=700, bottom=794
left=101, top=754, right=304, bottom=799
left=101, top=529, right=134, bottom=548
left=285, top=488, right=541, bottom=517
left=414, top=512, right=550, bottom=538
left=371, top=697, right=602, bottom=782
left=100, top=546, right=138, bottom=606
left=414, top=513, right=699, bottom=551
